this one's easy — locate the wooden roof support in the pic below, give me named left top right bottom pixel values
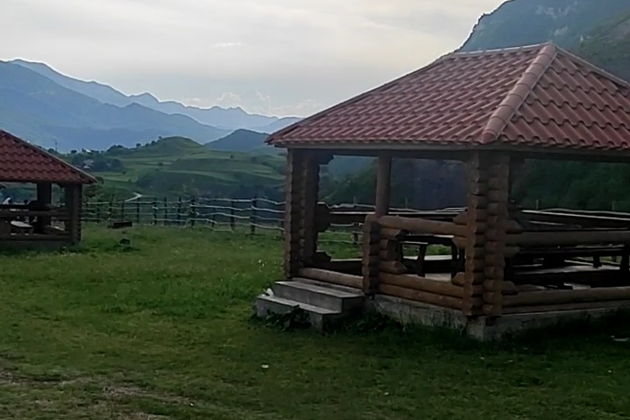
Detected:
left=284, top=150, right=305, bottom=278
left=462, top=151, right=511, bottom=317
left=283, top=150, right=328, bottom=279
left=375, top=153, right=392, bottom=217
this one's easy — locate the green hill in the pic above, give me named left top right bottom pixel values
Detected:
left=70, top=136, right=285, bottom=200
left=206, top=129, right=269, bottom=152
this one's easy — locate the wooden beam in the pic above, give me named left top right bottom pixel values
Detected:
left=375, top=154, right=392, bottom=217
left=378, top=215, right=465, bottom=236
left=379, top=272, right=466, bottom=298
left=508, top=230, right=630, bottom=247
left=377, top=283, right=474, bottom=310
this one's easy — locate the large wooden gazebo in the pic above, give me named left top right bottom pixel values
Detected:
left=0, top=130, right=96, bottom=247
left=255, top=43, right=630, bottom=339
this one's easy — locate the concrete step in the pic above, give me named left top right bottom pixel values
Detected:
left=272, top=278, right=364, bottom=312
left=254, top=293, right=344, bottom=330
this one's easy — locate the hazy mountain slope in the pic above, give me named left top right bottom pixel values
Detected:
left=206, top=129, right=268, bottom=152
left=461, top=0, right=630, bottom=52
left=0, top=61, right=228, bottom=151
left=12, top=59, right=300, bottom=131
left=253, top=117, right=302, bottom=134
left=11, top=59, right=131, bottom=107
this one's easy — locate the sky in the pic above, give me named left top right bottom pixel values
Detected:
left=1, top=0, right=505, bottom=117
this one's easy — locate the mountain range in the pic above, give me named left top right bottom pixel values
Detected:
left=0, top=59, right=299, bottom=151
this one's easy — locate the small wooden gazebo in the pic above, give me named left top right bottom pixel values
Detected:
left=256, top=43, right=630, bottom=338
left=0, top=130, right=96, bottom=247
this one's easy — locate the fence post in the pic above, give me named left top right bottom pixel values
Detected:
left=95, top=203, right=101, bottom=223
left=120, top=200, right=126, bottom=222
left=108, top=199, right=114, bottom=221
left=250, top=197, right=257, bottom=235
left=190, top=197, right=196, bottom=228
left=230, top=199, right=236, bottom=231
left=352, top=222, right=359, bottom=245
left=152, top=199, right=158, bottom=225
left=136, top=201, right=141, bottom=224
left=163, top=197, right=168, bottom=225
left=177, top=197, right=182, bottom=225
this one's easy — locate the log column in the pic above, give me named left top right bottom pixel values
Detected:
left=283, top=149, right=327, bottom=279
left=375, top=153, right=392, bottom=217
left=463, top=152, right=510, bottom=317
left=363, top=154, right=391, bottom=293
left=36, top=182, right=52, bottom=231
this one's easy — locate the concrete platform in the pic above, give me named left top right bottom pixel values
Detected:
left=367, top=294, right=630, bottom=340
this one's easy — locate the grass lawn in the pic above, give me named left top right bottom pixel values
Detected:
left=1, top=226, right=630, bottom=419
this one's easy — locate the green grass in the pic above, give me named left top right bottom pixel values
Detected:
left=2, top=226, right=630, bottom=419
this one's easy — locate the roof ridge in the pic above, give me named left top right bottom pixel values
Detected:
left=454, top=42, right=549, bottom=57
left=0, top=130, right=97, bottom=184
left=480, top=43, right=558, bottom=144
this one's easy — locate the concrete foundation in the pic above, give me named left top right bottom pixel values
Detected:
left=366, top=294, right=630, bottom=341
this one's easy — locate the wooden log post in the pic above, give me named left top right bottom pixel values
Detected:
left=250, top=197, right=257, bottom=235
left=36, top=182, right=52, bottom=230
left=375, top=153, right=392, bottom=217
left=163, top=197, right=168, bottom=225
left=463, top=152, right=510, bottom=317
left=136, top=201, right=141, bottom=223
left=361, top=153, right=392, bottom=294
left=189, top=197, right=197, bottom=228
left=284, top=150, right=330, bottom=279
left=284, top=150, right=307, bottom=279
left=65, top=184, right=82, bottom=244
left=152, top=199, right=157, bottom=225
left=362, top=215, right=381, bottom=293
left=120, top=200, right=126, bottom=222
left=177, top=197, right=183, bottom=225
left=301, top=156, right=316, bottom=262
left=230, top=199, right=236, bottom=231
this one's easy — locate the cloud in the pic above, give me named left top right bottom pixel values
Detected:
left=0, top=0, right=506, bottom=116
left=215, top=92, right=243, bottom=108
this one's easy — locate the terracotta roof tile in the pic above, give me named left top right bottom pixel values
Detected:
left=268, top=43, right=630, bottom=153
left=0, top=130, right=96, bottom=184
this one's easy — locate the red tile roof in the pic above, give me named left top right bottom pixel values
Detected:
left=0, top=130, right=96, bottom=184
left=268, top=43, right=630, bottom=153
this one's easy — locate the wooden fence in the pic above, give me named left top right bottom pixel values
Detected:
left=82, top=197, right=380, bottom=245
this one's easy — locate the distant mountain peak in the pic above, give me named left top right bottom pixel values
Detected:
left=11, top=58, right=300, bottom=132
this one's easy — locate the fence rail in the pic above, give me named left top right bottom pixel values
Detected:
left=82, top=197, right=375, bottom=245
